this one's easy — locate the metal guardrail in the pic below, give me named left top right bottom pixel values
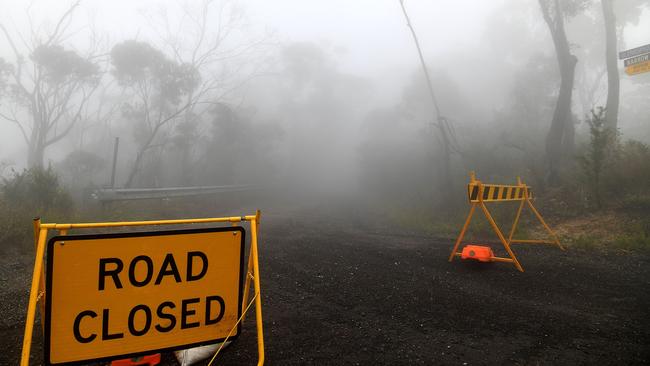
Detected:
left=93, top=184, right=259, bottom=202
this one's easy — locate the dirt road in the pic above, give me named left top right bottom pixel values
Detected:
left=2, top=208, right=649, bottom=365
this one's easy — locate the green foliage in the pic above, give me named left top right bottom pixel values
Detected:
left=110, top=40, right=165, bottom=82
left=385, top=207, right=462, bottom=237
left=605, top=140, right=650, bottom=202
left=110, top=40, right=200, bottom=106
left=568, top=225, right=650, bottom=252
left=0, top=167, right=73, bottom=249
left=612, top=232, right=650, bottom=251
left=57, top=150, right=107, bottom=195
left=59, top=150, right=106, bottom=179
left=31, top=44, right=99, bottom=84
left=2, top=167, right=73, bottom=214
left=568, top=234, right=600, bottom=249
left=620, top=195, right=650, bottom=211
left=578, top=107, right=615, bottom=209
left=573, top=108, right=650, bottom=210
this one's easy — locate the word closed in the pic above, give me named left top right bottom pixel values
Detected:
left=45, top=227, right=245, bottom=365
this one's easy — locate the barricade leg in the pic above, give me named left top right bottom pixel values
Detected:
left=250, top=214, right=265, bottom=366
left=449, top=204, right=476, bottom=262
left=479, top=203, right=524, bottom=272
left=526, top=199, right=564, bottom=251
left=241, top=243, right=255, bottom=322
left=506, top=200, right=525, bottom=244
left=32, top=218, right=46, bottom=334
left=21, top=228, right=48, bottom=366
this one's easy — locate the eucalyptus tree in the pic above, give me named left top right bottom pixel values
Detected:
left=110, top=40, right=200, bottom=187
left=601, top=0, right=648, bottom=132
left=538, top=0, right=591, bottom=184
left=116, top=0, right=272, bottom=187
left=0, top=1, right=102, bottom=168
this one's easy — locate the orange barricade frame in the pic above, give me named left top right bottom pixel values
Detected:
left=21, top=211, right=265, bottom=366
left=449, top=172, right=564, bottom=272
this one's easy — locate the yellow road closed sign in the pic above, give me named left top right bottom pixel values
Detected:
left=44, top=227, right=245, bottom=365
left=625, top=60, right=650, bottom=75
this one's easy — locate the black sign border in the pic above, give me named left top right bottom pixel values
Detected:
left=624, top=53, right=650, bottom=67
left=44, top=226, right=246, bottom=365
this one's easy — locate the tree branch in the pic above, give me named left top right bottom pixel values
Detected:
left=45, top=0, right=81, bottom=46
left=0, top=24, right=30, bottom=95
left=0, top=111, right=29, bottom=144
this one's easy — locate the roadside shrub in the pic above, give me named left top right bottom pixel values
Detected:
left=568, top=228, right=650, bottom=252
left=578, top=107, right=616, bottom=209
left=2, top=167, right=73, bottom=213
left=569, top=107, right=650, bottom=210
left=605, top=140, right=650, bottom=208
left=57, top=150, right=106, bottom=195
left=0, top=167, right=73, bottom=249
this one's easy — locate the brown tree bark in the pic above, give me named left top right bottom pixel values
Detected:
left=602, top=0, right=620, bottom=131
left=539, top=0, right=578, bottom=184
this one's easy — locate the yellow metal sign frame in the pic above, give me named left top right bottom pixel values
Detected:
left=449, top=173, right=564, bottom=272
left=21, top=211, right=265, bottom=366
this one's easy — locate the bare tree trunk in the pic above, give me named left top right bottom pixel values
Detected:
left=546, top=61, right=577, bottom=183
left=27, top=143, right=44, bottom=169
left=540, top=0, right=578, bottom=185
left=563, top=113, right=575, bottom=156
left=27, top=137, right=40, bottom=169
left=27, top=110, right=47, bottom=169
left=602, top=0, right=619, bottom=131
left=125, top=151, right=144, bottom=188
left=124, top=101, right=193, bottom=187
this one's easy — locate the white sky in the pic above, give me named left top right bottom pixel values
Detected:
left=241, top=0, right=499, bottom=74
left=1, top=0, right=647, bottom=77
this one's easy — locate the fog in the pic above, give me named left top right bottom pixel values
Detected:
left=4, top=3, right=650, bottom=364
left=0, top=0, right=649, bottom=213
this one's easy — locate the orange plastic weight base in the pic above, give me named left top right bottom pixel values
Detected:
left=461, top=245, right=494, bottom=262
left=111, top=354, right=161, bottom=366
